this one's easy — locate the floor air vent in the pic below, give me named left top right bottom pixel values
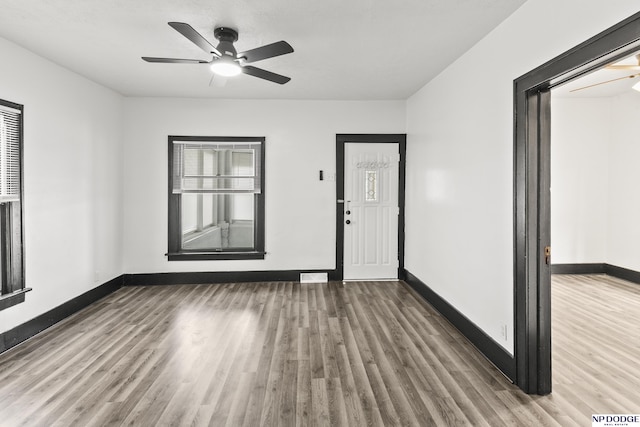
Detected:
left=300, top=272, right=328, bottom=283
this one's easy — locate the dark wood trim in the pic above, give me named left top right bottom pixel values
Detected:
left=123, top=270, right=332, bottom=286
left=552, top=263, right=640, bottom=285
left=605, top=264, right=640, bottom=285
left=0, top=275, right=123, bottom=354
left=336, top=139, right=345, bottom=279
left=167, top=136, right=265, bottom=143
left=514, top=11, right=640, bottom=395
left=0, top=287, right=31, bottom=311
left=167, top=251, right=266, bottom=261
left=167, top=137, right=181, bottom=257
left=551, top=263, right=606, bottom=275
left=255, top=139, right=266, bottom=255
left=537, top=89, right=552, bottom=395
left=0, top=99, right=23, bottom=112
left=0, top=98, right=25, bottom=303
left=404, top=269, right=515, bottom=381
left=167, top=136, right=266, bottom=260
left=398, top=138, right=407, bottom=281
left=335, top=134, right=407, bottom=281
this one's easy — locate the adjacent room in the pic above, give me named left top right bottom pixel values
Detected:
left=548, top=50, right=640, bottom=410
left=0, top=0, right=639, bottom=425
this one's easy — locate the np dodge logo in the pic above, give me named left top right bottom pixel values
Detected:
left=592, top=414, right=640, bottom=427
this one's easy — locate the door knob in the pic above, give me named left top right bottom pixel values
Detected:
left=346, top=220, right=351, bottom=224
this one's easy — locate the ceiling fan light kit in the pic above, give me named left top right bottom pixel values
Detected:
left=210, top=57, right=241, bottom=77
left=142, top=22, right=293, bottom=84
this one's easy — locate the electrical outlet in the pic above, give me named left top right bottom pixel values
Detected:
left=501, top=324, right=508, bottom=341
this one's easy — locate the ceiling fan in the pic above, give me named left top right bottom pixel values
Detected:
left=142, top=22, right=293, bottom=84
left=570, top=72, right=640, bottom=93
left=605, top=54, right=640, bottom=70
left=570, top=53, right=640, bottom=93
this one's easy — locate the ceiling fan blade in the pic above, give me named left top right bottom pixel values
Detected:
left=168, top=22, right=221, bottom=57
left=606, top=53, right=640, bottom=70
left=238, top=41, right=294, bottom=63
left=142, top=57, right=209, bottom=64
left=570, top=73, right=640, bottom=92
left=605, top=65, right=640, bottom=70
left=241, top=65, right=291, bottom=84
left=209, top=73, right=228, bottom=87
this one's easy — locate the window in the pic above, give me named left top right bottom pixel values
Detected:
left=168, top=136, right=265, bottom=260
left=0, top=99, right=27, bottom=311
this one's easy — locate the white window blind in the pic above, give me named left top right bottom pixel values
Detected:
left=172, top=141, right=262, bottom=194
left=0, top=106, right=21, bottom=203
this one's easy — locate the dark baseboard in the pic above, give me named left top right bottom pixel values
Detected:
left=124, top=269, right=337, bottom=286
left=0, top=288, right=32, bottom=311
left=3, top=266, right=486, bottom=356
left=551, top=263, right=640, bottom=285
left=0, top=275, right=124, bottom=354
left=1, top=269, right=338, bottom=353
left=403, top=269, right=516, bottom=382
left=551, top=263, right=606, bottom=275
left=603, top=264, right=640, bottom=285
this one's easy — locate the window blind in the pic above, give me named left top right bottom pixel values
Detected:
left=172, top=141, right=262, bottom=194
left=0, top=105, right=21, bottom=203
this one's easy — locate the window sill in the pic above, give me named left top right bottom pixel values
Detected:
left=0, top=288, right=32, bottom=311
left=167, top=251, right=266, bottom=261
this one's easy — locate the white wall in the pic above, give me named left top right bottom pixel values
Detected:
left=405, top=0, right=640, bottom=353
left=606, top=93, right=640, bottom=270
left=0, top=37, right=124, bottom=334
left=551, top=97, right=611, bottom=264
left=551, top=93, right=640, bottom=272
left=122, top=98, right=405, bottom=273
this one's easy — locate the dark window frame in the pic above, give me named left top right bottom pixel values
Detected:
left=0, top=98, right=29, bottom=311
left=167, top=135, right=266, bottom=261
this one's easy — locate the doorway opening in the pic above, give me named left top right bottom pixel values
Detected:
left=335, top=134, right=406, bottom=281
left=513, top=12, right=640, bottom=394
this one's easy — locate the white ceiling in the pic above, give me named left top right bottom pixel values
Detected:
left=0, top=0, right=527, bottom=100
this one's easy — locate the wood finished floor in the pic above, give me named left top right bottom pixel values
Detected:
left=0, top=276, right=638, bottom=426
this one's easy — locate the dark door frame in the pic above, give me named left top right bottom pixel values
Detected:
left=334, top=134, right=407, bottom=281
left=514, top=12, right=640, bottom=395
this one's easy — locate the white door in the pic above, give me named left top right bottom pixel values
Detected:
left=343, top=143, right=399, bottom=280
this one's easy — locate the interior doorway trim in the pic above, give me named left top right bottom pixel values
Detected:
left=335, top=134, right=407, bottom=281
left=513, top=11, right=640, bottom=395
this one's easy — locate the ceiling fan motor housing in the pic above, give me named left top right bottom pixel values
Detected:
left=214, top=27, right=238, bottom=42
left=214, top=27, right=239, bottom=56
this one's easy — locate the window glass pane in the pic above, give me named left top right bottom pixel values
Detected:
left=176, top=146, right=259, bottom=193
left=183, top=147, right=201, bottom=176
left=181, top=176, right=257, bottom=192
left=365, top=170, right=378, bottom=201
left=181, top=193, right=255, bottom=250
left=181, top=193, right=199, bottom=234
